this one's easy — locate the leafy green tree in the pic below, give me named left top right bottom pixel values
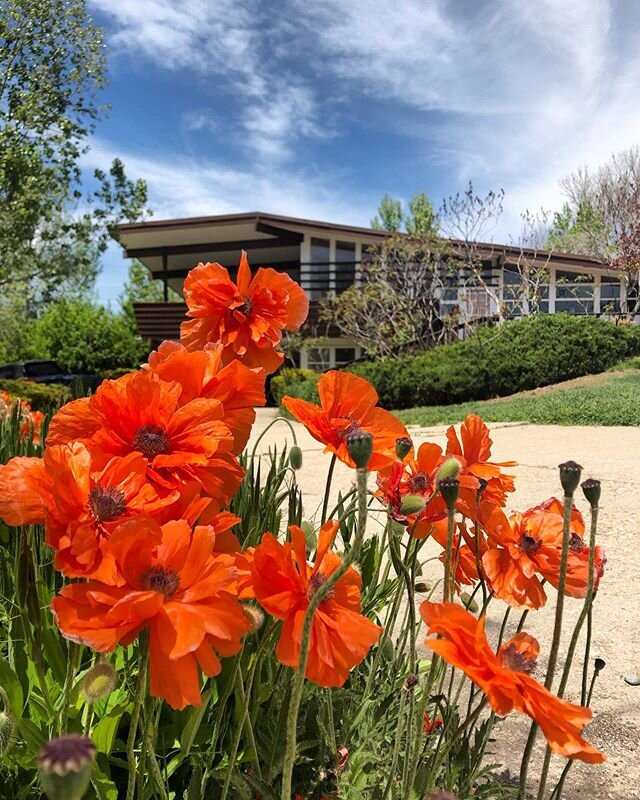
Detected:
left=370, top=194, right=404, bottom=231
left=0, top=0, right=149, bottom=300
left=29, top=299, right=148, bottom=374
left=119, top=261, right=182, bottom=330
left=406, top=192, right=438, bottom=237
left=546, top=201, right=608, bottom=256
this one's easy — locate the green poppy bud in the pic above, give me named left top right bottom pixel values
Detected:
left=400, top=494, right=426, bottom=515
left=459, top=592, right=479, bottom=613
left=436, top=457, right=461, bottom=483
left=82, top=661, right=117, bottom=704
left=345, top=430, right=373, bottom=470
left=289, top=445, right=303, bottom=470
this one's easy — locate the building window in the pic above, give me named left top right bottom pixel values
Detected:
left=305, top=346, right=332, bottom=372
left=554, top=270, right=594, bottom=315
left=600, top=275, right=622, bottom=313
left=335, top=241, right=356, bottom=293
left=309, top=238, right=331, bottom=298
left=335, top=347, right=356, bottom=368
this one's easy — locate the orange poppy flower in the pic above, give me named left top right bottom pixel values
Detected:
left=480, top=500, right=601, bottom=609
left=420, top=601, right=605, bottom=763
left=52, top=518, right=249, bottom=710
left=0, top=443, right=169, bottom=579
left=283, top=371, right=408, bottom=471
left=180, top=251, right=309, bottom=373
left=46, top=371, right=242, bottom=511
left=377, top=443, right=478, bottom=538
left=251, top=521, right=382, bottom=687
left=145, top=340, right=266, bottom=454
left=445, top=415, right=516, bottom=507
left=430, top=518, right=484, bottom=589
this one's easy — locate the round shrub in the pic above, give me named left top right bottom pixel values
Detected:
left=271, top=367, right=319, bottom=408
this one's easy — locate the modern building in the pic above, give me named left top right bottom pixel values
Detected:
left=116, top=211, right=629, bottom=371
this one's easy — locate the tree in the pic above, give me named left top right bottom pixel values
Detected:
left=320, top=234, right=453, bottom=358
left=370, top=194, right=404, bottom=231
left=546, top=201, right=609, bottom=257
left=0, top=0, right=149, bottom=300
left=406, top=192, right=438, bottom=237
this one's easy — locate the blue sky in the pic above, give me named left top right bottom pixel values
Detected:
left=87, top=0, right=640, bottom=304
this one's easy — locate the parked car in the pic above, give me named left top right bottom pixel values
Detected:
left=0, top=360, right=99, bottom=393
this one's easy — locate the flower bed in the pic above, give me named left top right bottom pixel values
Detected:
left=0, top=252, right=607, bottom=800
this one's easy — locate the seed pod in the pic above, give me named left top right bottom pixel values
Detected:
left=82, top=661, right=117, bottom=704
left=437, top=477, right=460, bottom=510
left=558, top=460, right=583, bottom=496
left=395, top=436, right=413, bottom=460
left=345, top=429, right=373, bottom=470
left=38, top=735, right=96, bottom=800
left=581, top=478, right=601, bottom=508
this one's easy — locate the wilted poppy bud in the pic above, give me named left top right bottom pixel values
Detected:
left=558, top=460, right=583, bottom=496
left=437, top=477, right=459, bottom=510
left=400, top=494, right=426, bottom=515
left=243, top=604, right=265, bottom=634
left=38, top=735, right=96, bottom=800
left=0, top=710, right=14, bottom=756
left=345, top=429, right=373, bottom=470
left=436, top=457, right=461, bottom=483
left=404, top=673, right=419, bottom=691
left=476, top=478, right=488, bottom=500
left=395, top=436, right=413, bottom=460
left=581, top=478, right=601, bottom=508
left=289, top=445, right=303, bottom=470
left=459, top=592, right=479, bottom=613
left=82, top=660, right=117, bottom=704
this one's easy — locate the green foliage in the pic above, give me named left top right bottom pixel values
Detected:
left=0, top=380, right=68, bottom=411
left=30, top=299, right=148, bottom=374
left=398, top=370, right=640, bottom=427
left=546, top=201, right=609, bottom=257
left=351, top=314, right=640, bottom=410
left=270, top=368, right=319, bottom=407
left=406, top=192, right=438, bottom=238
left=0, top=0, right=149, bottom=300
left=370, top=194, right=404, bottom=232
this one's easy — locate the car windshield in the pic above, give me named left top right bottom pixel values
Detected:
left=24, top=362, right=65, bottom=377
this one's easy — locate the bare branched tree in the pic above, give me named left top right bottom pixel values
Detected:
left=506, top=209, right=553, bottom=315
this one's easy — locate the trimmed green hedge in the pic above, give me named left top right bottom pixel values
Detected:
left=351, top=314, right=640, bottom=409
left=271, top=368, right=319, bottom=408
left=274, top=315, right=640, bottom=412
left=0, top=380, right=69, bottom=411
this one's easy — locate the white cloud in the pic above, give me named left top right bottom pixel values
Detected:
left=83, top=139, right=373, bottom=225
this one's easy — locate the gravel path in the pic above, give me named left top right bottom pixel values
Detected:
left=249, top=411, right=640, bottom=799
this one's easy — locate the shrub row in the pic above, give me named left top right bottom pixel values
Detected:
left=0, top=380, right=69, bottom=411
left=274, top=315, right=640, bottom=411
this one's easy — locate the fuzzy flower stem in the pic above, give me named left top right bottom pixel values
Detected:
left=60, top=643, right=79, bottom=736
left=321, top=453, right=338, bottom=524
left=250, top=416, right=298, bottom=462
left=126, top=640, right=149, bottom=800
left=280, top=466, right=368, bottom=800
left=442, top=504, right=456, bottom=603
left=519, top=491, right=574, bottom=800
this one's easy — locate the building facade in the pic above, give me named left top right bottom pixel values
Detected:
left=116, top=211, right=630, bottom=370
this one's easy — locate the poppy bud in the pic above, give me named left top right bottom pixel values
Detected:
left=581, top=478, right=601, bottom=508
left=436, top=457, right=461, bottom=483
left=0, top=710, right=14, bottom=756
left=476, top=478, right=488, bottom=500
left=82, top=660, right=117, bottom=704
left=594, top=657, right=606, bottom=673
left=400, top=494, right=426, bottom=515
left=345, top=429, right=373, bottom=470
left=437, top=477, right=459, bottom=510
left=38, top=735, right=96, bottom=800
left=395, top=436, right=413, bottom=460
left=243, top=604, right=265, bottom=634
left=403, top=673, right=419, bottom=691
left=381, top=637, right=395, bottom=661
left=459, top=592, right=479, bottom=613
left=289, top=445, right=303, bottom=470
left=414, top=581, right=432, bottom=593
left=558, top=460, right=582, bottom=496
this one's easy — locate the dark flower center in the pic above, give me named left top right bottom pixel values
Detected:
left=133, top=424, right=171, bottom=459
left=500, top=643, right=537, bottom=674
left=519, top=534, right=540, bottom=555
left=408, top=472, right=431, bottom=493
left=140, top=565, right=180, bottom=598
left=307, top=572, right=335, bottom=603
left=236, top=295, right=253, bottom=317
left=569, top=532, right=586, bottom=551
left=88, top=485, right=126, bottom=523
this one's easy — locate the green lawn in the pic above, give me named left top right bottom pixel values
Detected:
left=396, top=370, right=640, bottom=427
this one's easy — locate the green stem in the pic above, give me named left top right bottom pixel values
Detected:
left=519, top=493, right=573, bottom=800
left=321, top=453, right=338, bottom=524
left=250, top=416, right=298, bottom=461
left=126, top=640, right=149, bottom=800
left=383, top=689, right=408, bottom=800
left=60, top=643, right=79, bottom=736
left=443, top=504, right=456, bottom=603
left=280, top=466, right=369, bottom=800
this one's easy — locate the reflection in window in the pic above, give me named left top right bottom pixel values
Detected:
left=335, top=241, right=356, bottom=293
